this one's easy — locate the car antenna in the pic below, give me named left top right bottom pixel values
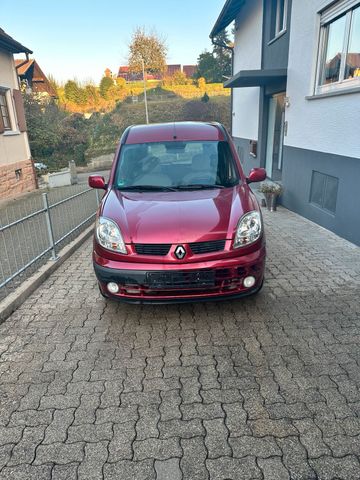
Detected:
left=173, top=122, right=177, bottom=139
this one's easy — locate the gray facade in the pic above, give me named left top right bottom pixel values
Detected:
left=282, top=146, right=360, bottom=245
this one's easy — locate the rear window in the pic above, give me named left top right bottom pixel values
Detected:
left=115, top=141, right=240, bottom=189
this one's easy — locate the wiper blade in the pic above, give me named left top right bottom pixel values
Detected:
left=117, top=185, right=177, bottom=192
left=175, top=184, right=225, bottom=190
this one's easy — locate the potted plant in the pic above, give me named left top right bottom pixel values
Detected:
left=259, top=182, right=283, bottom=211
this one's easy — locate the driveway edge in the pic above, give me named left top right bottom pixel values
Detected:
left=0, top=224, right=94, bottom=324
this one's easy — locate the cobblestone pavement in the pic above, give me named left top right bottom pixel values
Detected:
left=0, top=206, right=359, bottom=480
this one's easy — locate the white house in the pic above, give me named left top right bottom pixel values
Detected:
left=0, top=27, right=36, bottom=199
left=211, top=0, right=360, bottom=245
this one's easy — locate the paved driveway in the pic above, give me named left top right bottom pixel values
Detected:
left=0, top=207, right=359, bottom=480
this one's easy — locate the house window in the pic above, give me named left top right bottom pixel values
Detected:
left=271, top=0, right=288, bottom=39
left=316, top=1, right=360, bottom=94
left=0, top=91, right=11, bottom=130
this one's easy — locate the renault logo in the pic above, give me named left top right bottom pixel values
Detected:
left=174, top=245, right=186, bottom=260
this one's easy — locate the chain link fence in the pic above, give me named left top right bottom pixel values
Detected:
left=0, top=187, right=99, bottom=301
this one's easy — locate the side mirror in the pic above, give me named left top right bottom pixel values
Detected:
left=88, top=175, right=107, bottom=190
left=246, top=168, right=266, bottom=184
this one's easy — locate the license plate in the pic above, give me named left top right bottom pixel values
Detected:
left=146, top=271, right=215, bottom=289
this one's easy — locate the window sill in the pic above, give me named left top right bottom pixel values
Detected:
left=2, top=130, right=21, bottom=136
left=306, top=85, right=360, bottom=100
left=268, top=29, right=287, bottom=46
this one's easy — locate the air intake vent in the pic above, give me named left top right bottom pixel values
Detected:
left=134, top=244, right=171, bottom=256
left=189, top=240, right=226, bottom=254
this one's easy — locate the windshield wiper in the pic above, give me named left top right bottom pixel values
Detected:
left=117, top=185, right=177, bottom=192
left=174, top=184, right=225, bottom=190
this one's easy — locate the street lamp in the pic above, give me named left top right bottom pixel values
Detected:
left=141, top=57, right=149, bottom=124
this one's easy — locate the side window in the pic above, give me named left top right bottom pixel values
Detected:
left=316, top=1, right=360, bottom=94
left=0, top=90, right=12, bottom=132
left=271, top=0, right=288, bottom=40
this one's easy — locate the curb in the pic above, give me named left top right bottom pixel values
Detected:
left=0, top=224, right=94, bottom=324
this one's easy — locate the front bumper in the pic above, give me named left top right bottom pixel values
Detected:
left=93, top=246, right=265, bottom=304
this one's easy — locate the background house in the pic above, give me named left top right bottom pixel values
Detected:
left=0, top=27, right=37, bottom=199
left=15, top=58, right=57, bottom=98
left=211, top=0, right=360, bottom=245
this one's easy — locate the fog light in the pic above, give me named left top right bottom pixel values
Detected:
left=243, top=276, right=256, bottom=288
left=107, top=282, right=119, bottom=294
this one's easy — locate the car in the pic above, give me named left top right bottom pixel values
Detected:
left=34, top=162, right=48, bottom=172
left=88, top=121, right=266, bottom=304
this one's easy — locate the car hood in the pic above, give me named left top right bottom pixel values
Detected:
left=101, top=186, right=258, bottom=244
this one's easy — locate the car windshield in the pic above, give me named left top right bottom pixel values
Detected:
left=114, top=141, right=240, bottom=190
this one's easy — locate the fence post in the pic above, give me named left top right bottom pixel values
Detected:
left=95, top=188, right=100, bottom=206
left=42, top=193, right=58, bottom=261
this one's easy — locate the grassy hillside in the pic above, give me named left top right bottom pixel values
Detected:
left=85, top=96, right=231, bottom=159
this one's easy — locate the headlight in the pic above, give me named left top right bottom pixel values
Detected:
left=234, top=211, right=262, bottom=248
left=96, top=217, right=127, bottom=254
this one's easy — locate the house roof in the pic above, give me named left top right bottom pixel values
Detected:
left=224, top=68, right=288, bottom=88
left=0, top=27, right=32, bottom=54
left=15, top=58, right=35, bottom=74
left=210, top=0, right=245, bottom=37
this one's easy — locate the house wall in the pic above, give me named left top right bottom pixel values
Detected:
left=232, top=0, right=263, bottom=174
left=282, top=0, right=360, bottom=245
left=285, top=0, right=360, bottom=158
left=0, top=49, right=36, bottom=198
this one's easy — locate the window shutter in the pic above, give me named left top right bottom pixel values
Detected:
left=0, top=113, right=4, bottom=134
left=320, top=0, right=360, bottom=24
left=13, top=89, right=27, bottom=132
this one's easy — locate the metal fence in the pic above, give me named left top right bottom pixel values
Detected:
left=0, top=188, right=99, bottom=301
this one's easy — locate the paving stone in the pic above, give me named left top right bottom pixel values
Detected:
left=180, top=436, right=209, bottom=480
left=52, top=463, right=78, bottom=480
left=67, top=422, right=113, bottom=443
left=34, top=441, right=84, bottom=465
left=277, top=436, right=317, bottom=480
left=206, top=456, right=262, bottom=480
left=0, top=464, right=52, bottom=480
left=103, top=459, right=156, bottom=480
left=155, top=458, right=182, bottom=480
left=223, top=402, right=251, bottom=436
left=159, top=418, right=204, bottom=439
left=7, top=425, right=45, bottom=466
left=257, top=457, right=290, bottom=480
left=43, top=408, right=75, bottom=444
left=1, top=208, right=360, bottom=480
left=96, top=405, right=138, bottom=425
left=309, top=455, right=360, bottom=480
left=204, top=418, right=231, bottom=458
left=181, top=402, right=224, bottom=421
left=78, top=441, right=108, bottom=479
left=229, top=435, right=281, bottom=458
left=294, top=419, right=331, bottom=458
left=108, top=420, right=136, bottom=461
left=133, top=437, right=182, bottom=460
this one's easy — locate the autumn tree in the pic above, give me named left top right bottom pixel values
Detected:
left=128, top=27, right=167, bottom=75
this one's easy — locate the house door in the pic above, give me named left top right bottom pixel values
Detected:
left=265, top=92, right=286, bottom=181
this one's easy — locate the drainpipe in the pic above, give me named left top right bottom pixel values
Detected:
left=210, top=35, right=234, bottom=134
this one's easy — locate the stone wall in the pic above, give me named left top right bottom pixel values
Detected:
left=0, top=159, right=37, bottom=199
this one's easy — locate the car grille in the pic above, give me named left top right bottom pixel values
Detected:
left=134, top=244, right=171, bottom=256
left=189, top=239, right=226, bottom=254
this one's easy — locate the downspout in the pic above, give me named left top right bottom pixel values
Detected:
left=210, top=35, right=234, bottom=135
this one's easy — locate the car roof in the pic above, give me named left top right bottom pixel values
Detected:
left=125, top=122, right=227, bottom=145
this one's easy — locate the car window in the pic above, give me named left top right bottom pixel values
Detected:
left=115, top=141, right=240, bottom=189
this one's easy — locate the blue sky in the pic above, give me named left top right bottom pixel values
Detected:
left=3, top=0, right=225, bottom=84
